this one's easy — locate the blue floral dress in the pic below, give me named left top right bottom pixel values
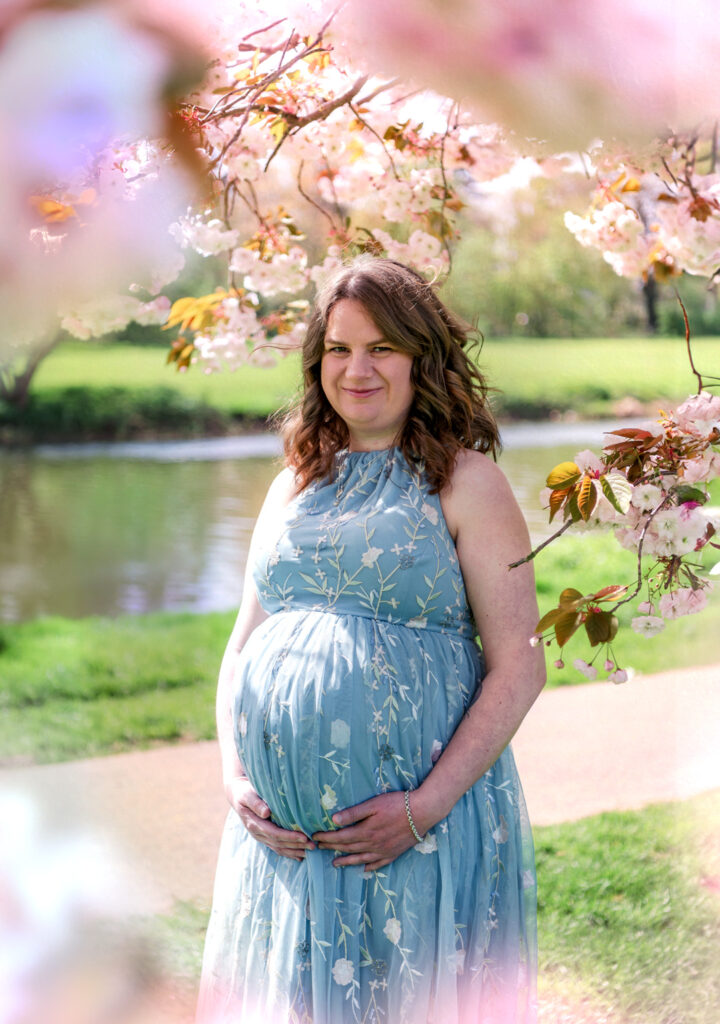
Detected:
left=197, top=448, right=537, bottom=1024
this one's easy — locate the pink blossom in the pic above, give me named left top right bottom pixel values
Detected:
left=529, top=634, right=542, bottom=647
left=553, top=659, right=564, bottom=669
left=573, top=659, right=598, bottom=681
left=608, top=669, right=629, bottom=684
left=658, top=587, right=710, bottom=620
left=637, top=601, right=654, bottom=614
left=573, top=449, right=603, bottom=475
left=675, top=391, right=720, bottom=437
left=682, top=449, right=720, bottom=484
left=603, top=659, right=614, bottom=671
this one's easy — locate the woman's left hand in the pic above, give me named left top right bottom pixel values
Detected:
left=312, top=791, right=426, bottom=871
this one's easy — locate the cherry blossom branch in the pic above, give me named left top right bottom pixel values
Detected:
left=508, top=518, right=574, bottom=569
left=355, top=78, right=402, bottom=106
left=612, top=496, right=671, bottom=612
left=296, top=160, right=339, bottom=233
left=348, top=101, right=399, bottom=180
left=676, top=289, right=720, bottom=392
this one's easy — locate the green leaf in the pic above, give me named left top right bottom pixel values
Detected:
left=565, top=492, right=582, bottom=523
left=675, top=484, right=707, bottom=504
left=547, top=461, right=581, bottom=490
left=601, top=471, right=632, bottom=514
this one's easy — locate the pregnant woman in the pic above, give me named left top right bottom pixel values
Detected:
left=196, top=256, right=546, bottom=1024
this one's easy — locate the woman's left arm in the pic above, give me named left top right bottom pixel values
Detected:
left=409, top=450, right=547, bottom=831
left=313, top=451, right=546, bottom=869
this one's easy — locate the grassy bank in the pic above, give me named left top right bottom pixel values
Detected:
left=535, top=791, right=720, bottom=1024
left=149, top=792, right=720, bottom=1024
left=2, top=335, right=715, bottom=442
left=1, top=533, right=718, bottom=766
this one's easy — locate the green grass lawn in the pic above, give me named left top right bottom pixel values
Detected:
left=1, top=533, right=718, bottom=766
left=145, top=792, right=720, bottom=1024
left=30, top=335, right=720, bottom=421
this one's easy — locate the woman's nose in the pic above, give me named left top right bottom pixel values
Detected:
left=346, top=350, right=373, bottom=378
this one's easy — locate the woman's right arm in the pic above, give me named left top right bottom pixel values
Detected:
left=218, top=467, right=315, bottom=861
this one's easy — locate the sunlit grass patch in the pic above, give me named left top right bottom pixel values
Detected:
left=536, top=791, right=720, bottom=1024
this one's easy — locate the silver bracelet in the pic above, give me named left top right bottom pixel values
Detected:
left=404, top=790, right=424, bottom=843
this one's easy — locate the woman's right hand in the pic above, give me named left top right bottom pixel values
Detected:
left=225, top=776, right=316, bottom=861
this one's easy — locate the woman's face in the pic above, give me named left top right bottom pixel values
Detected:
left=320, top=298, right=414, bottom=451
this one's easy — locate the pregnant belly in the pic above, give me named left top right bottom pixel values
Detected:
left=232, top=609, right=480, bottom=836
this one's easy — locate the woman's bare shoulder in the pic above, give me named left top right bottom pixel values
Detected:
left=448, top=448, right=513, bottom=501
left=264, top=465, right=301, bottom=507
left=440, top=449, right=517, bottom=539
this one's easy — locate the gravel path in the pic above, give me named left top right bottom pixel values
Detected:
left=2, top=661, right=718, bottom=914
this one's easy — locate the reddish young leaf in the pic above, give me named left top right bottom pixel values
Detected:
left=585, top=608, right=613, bottom=646
left=535, top=607, right=567, bottom=633
left=577, top=475, right=598, bottom=521
left=592, top=584, right=629, bottom=602
left=555, top=610, right=583, bottom=647
left=549, top=486, right=571, bottom=522
left=604, top=428, right=655, bottom=440
left=558, top=587, right=585, bottom=609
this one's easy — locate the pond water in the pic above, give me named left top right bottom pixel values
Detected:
left=0, top=421, right=639, bottom=623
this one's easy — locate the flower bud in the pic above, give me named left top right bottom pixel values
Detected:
left=553, top=659, right=564, bottom=669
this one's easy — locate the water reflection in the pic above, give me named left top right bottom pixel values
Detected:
left=0, top=453, right=281, bottom=622
left=0, top=423, right=626, bottom=623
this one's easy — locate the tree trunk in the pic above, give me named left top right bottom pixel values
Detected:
left=0, top=334, right=61, bottom=409
left=642, top=273, right=658, bottom=334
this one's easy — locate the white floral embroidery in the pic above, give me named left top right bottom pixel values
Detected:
left=383, top=918, right=402, bottom=944
left=331, top=958, right=354, bottom=985
left=361, top=546, right=383, bottom=568
left=492, top=815, right=509, bottom=845
left=414, top=833, right=437, bottom=854
left=320, top=784, right=337, bottom=810
left=330, top=719, right=351, bottom=747
left=237, top=711, right=247, bottom=738
left=447, top=949, right=465, bottom=975
left=421, top=501, right=439, bottom=525
left=406, top=617, right=427, bottom=629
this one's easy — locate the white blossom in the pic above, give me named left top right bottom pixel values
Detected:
left=631, top=616, right=665, bottom=637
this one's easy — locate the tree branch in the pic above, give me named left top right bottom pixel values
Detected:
left=508, top=518, right=574, bottom=569
left=296, top=160, right=339, bottom=233
left=676, top=288, right=707, bottom=395
left=612, top=495, right=671, bottom=611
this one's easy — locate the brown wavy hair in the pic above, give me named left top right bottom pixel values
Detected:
left=279, top=255, right=501, bottom=493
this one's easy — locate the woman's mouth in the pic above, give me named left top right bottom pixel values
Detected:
left=343, top=387, right=382, bottom=398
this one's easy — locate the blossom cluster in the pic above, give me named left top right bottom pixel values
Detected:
left=535, top=390, right=720, bottom=679
left=564, top=158, right=720, bottom=281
